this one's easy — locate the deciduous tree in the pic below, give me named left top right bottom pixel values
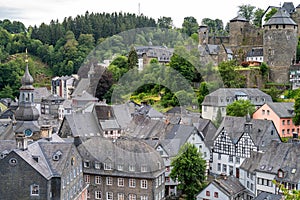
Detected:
left=170, top=143, right=206, bottom=200
left=226, top=100, right=255, bottom=117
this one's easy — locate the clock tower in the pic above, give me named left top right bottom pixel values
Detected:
left=14, top=51, right=40, bottom=149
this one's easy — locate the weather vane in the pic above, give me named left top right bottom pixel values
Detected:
left=25, top=48, right=28, bottom=63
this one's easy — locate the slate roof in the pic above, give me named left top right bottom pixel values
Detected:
left=254, top=191, right=283, bottom=200
left=34, top=87, right=51, bottom=102
left=240, top=151, right=264, bottom=172
left=72, top=90, right=98, bottom=101
left=64, top=112, right=102, bottom=137
left=11, top=140, right=74, bottom=180
left=212, top=176, right=246, bottom=197
left=264, top=8, right=297, bottom=26
left=282, top=2, right=295, bottom=14
left=77, top=137, right=164, bottom=178
left=254, top=140, right=300, bottom=184
left=230, top=15, right=249, bottom=22
left=246, top=48, right=263, bottom=57
left=72, top=78, right=90, bottom=97
left=214, top=116, right=281, bottom=149
left=202, top=88, right=272, bottom=107
left=112, top=103, right=135, bottom=129
left=206, top=44, right=220, bottom=55
left=135, top=46, right=174, bottom=62
left=100, top=119, right=120, bottom=130
left=266, top=102, right=295, bottom=118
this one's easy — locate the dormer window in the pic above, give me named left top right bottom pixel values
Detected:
left=84, top=161, right=90, bottom=168
left=104, top=162, right=112, bottom=170
left=278, top=169, right=284, bottom=178
left=129, top=165, right=135, bottom=172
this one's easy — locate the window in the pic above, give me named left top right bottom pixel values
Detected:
left=267, top=110, right=270, bottom=115
left=229, top=166, right=233, bottom=174
left=106, top=192, right=113, bottom=200
left=141, top=195, right=148, bottom=200
left=165, top=166, right=170, bottom=172
left=288, top=120, right=290, bottom=125
left=282, top=120, right=285, bottom=125
left=118, top=164, right=123, bottom=171
left=218, top=153, right=221, bottom=160
left=250, top=183, right=253, bottom=191
left=30, top=184, right=39, bottom=196
left=129, top=165, right=135, bottom=171
left=95, top=191, right=102, bottom=199
left=118, top=178, right=124, bottom=187
left=217, top=163, right=221, bottom=171
left=95, top=162, right=100, bottom=169
left=84, top=161, right=90, bottom=168
left=278, top=170, right=284, bottom=178
left=206, top=191, right=210, bottom=196
left=87, top=189, right=90, bottom=199
left=214, top=192, right=218, bottom=198
left=141, top=180, right=147, bottom=189
left=85, top=175, right=90, bottom=183
left=165, top=177, right=170, bottom=182
left=262, top=110, right=265, bottom=115
left=287, top=129, right=290, bottom=135
left=141, top=165, right=147, bottom=172
left=129, top=179, right=136, bottom=188
left=106, top=177, right=113, bottom=185
left=222, top=164, right=227, bottom=173
left=118, top=193, right=125, bottom=200
left=104, top=162, right=112, bottom=170
left=95, top=176, right=101, bottom=184
left=129, top=194, right=136, bottom=200
left=282, top=129, right=285, bottom=135
left=229, top=155, right=233, bottom=163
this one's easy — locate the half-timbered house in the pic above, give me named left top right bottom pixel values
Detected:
left=211, top=115, right=281, bottom=178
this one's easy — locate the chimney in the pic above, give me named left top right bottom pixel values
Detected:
left=16, top=136, right=28, bottom=150
left=41, top=125, right=52, bottom=141
left=74, top=136, right=82, bottom=147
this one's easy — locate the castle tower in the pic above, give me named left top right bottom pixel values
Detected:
left=263, top=8, right=298, bottom=83
left=229, top=15, right=249, bottom=47
left=14, top=51, right=40, bottom=148
left=198, top=24, right=209, bottom=46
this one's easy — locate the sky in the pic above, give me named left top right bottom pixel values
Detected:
left=0, top=0, right=299, bottom=28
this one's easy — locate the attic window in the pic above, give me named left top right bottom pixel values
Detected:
left=52, top=150, right=62, bottom=161
left=260, top=165, right=265, bottom=170
left=292, top=168, right=297, bottom=174
left=278, top=169, right=284, bottom=178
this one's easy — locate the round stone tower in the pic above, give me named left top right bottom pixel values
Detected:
left=198, top=24, right=209, bottom=46
left=229, top=15, right=249, bottom=47
left=263, top=8, right=298, bottom=83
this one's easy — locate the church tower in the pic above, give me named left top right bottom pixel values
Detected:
left=263, top=8, right=298, bottom=83
left=14, top=51, right=40, bottom=148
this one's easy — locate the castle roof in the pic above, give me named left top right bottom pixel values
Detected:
left=230, top=15, right=249, bottom=22
left=264, top=8, right=297, bottom=26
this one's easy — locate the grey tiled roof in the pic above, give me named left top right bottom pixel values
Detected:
left=246, top=48, right=263, bottom=57
left=266, top=102, right=295, bottom=118
left=34, top=87, right=51, bottom=102
left=72, top=78, right=90, bottom=97
left=112, top=103, right=135, bottom=129
left=230, top=15, right=249, bottom=22
left=254, top=191, right=282, bottom=200
left=212, top=176, right=246, bottom=197
left=264, top=8, right=297, bottom=26
left=202, top=88, right=272, bottom=107
left=100, top=119, right=120, bottom=130
left=282, top=2, right=295, bottom=14
left=214, top=116, right=281, bottom=149
left=251, top=141, right=300, bottom=184
left=65, top=112, right=102, bottom=137
left=77, top=137, right=164, bottom=178
left=72, top=91, right=98, bottom=101
left=240, top=151, right=264, bottom=172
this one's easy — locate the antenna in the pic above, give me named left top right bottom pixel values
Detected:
left=138, top=3, right=141, bottom=15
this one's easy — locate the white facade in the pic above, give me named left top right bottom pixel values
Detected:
left=196, top=183, right=229, bottom=200
left=239, top=169, right=256, bottom=196
left=255, top=171, right=276, bottom=195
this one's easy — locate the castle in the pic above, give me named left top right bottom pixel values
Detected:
left=198, top=2, right=300, bottom=84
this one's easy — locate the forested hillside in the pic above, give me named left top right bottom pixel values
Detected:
left=0, top=13, right=159, bottom=98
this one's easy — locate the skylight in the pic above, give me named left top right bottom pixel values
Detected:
left=292, top=168, right=297, bottom=174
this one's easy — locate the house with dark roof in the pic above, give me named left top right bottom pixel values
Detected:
left=211, top=116, right=281, bottom=179
left=0, top=138, right=88, bottom=200
left=77, top=137, right=165, bottom=200
left=253, top=191, right=283, bottom=200
left=196, top=175, right=248, bottom=200
left=240, top=140, right=300, bottom=196
left=252, top=102, right=300, bottom=137
left=202, top=88, right=273, bottom=121
left=246, top=47, right=264, bottom=66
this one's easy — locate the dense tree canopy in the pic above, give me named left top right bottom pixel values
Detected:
left=170, top=143, right=206, bottom=200
left=218, top=60, right=246, bottom=88
left=182, top=16, right=199, bottom=36
left=226, top=100, right=255, bottom=117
